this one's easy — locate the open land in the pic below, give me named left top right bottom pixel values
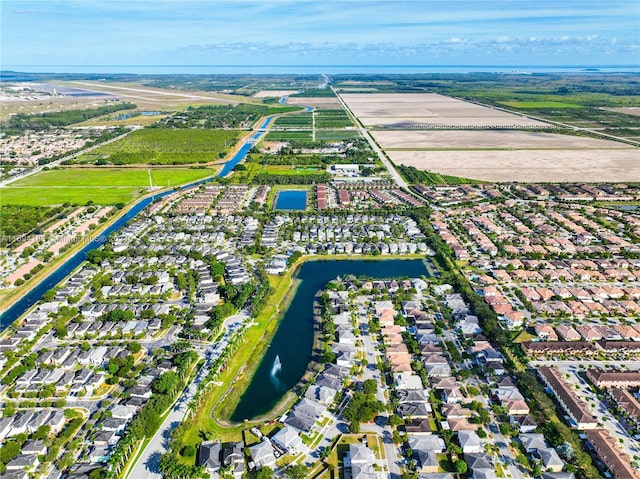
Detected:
left=253, top=90, right=300, bottom=98
left=372, top=129, right=634, bottom=150
left=389, top=149, right=640, bottom=182
left=0, top=80, right=247, bottom=123
left=340, top=91, right=639, bottom=182
left=340, top=93, right=548, bottom=128
left=0, top=96, right=122, bottom=122
left=286, top=96, right=341, bottom=107
left=604, top=107, right=640, bottom=116
left=64, top=81, right=243, bottom=107
left=1, top=167, right=218, bottom=206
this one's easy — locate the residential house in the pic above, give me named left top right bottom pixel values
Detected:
left=249, top=441, right=276, bottom=470
left=458, top=430, right=482, bottom=453
left=197, top=440, right=222, bottom=475
left=272, top=426, right=302, bottom=454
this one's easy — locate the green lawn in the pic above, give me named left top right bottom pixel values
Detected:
left=265, top=131, right=313, bottom=140
left=315, top=130, right=362, bottom=141
left=1, top=168, right=218, bottom=206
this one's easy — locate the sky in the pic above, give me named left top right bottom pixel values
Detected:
left=2, top=0, right=639, bottom=71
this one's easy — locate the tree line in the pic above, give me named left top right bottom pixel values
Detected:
left=6, top=103, right=136, bottom=133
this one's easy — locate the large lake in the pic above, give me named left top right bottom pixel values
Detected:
left=229, top=258, right=430, bottom=422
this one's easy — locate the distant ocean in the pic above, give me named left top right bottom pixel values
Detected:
left=2, top=65, right=639, bottom=74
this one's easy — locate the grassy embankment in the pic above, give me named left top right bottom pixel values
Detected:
left=178, top=268, right=300, bottom=450
left=176, top=254, right=426, bottom=458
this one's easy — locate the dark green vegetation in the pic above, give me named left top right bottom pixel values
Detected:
left=273, top=108, right=352, bottom=128
left=0, top=205, right=63, bottom=247
left=158, top=103, right=300, bottom=129
left=314, top=109, right=354, bottom=128
left=264, top=130, right=312, bottom=140
left=4, top=103, right=136, bottom=133
left=77, top=128, right=242, bottom=165
left=231, top=135, right=377, bottom=183
left=344, top=391, right=383, bottom=433
left=397, top=165, right=484, bottom=185
left=273, top=112, right=313, bottom=127
left=252, top=137, right=373, bottom=166
left=315, top=130, right=361, bottom=140
left=252, top=172, right=331, bottom=185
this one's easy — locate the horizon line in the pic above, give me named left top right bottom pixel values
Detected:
left=3, top=64, right=640, bottom=68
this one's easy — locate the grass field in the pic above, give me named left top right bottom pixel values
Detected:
left=76, top=128, right=242, bottom=165
left=315, top=130, right=361, bottom=141
left=265, top=131, right=313, bottom=140
left=1, top=168, right=218, bottom=206
left=273, top=112, right=313, bottom=127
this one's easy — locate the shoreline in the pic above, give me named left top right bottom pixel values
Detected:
left=211, top=253, right=428, bottom=426
left=214, top=286, right=325, bottom=427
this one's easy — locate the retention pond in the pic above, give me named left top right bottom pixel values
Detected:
left=229, top=258, right=430, bottom=422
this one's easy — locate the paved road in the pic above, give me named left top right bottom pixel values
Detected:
left=70, top=81, right=237, bottom=104
left=531, top=360, right=640, bottom=368
left=357, top=298, right=403, bottom=478
left=126, top=313, right=249, bottom=479
left=554, top=365, right=640, bottom=461
left=332, top=88, right=409, bottom=190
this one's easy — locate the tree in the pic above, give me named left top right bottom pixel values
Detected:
left=3, top=402, right=16, bottom=417
left=455, top=460, right=468, bottom=474
left=284, top=464, right=308, bottom=479
left=128, top=342, right=142, bottom=354
left=89, top=469, right=108, bottom=479
left=255, top=466, right=274, bottom=479
left=58, top=451, right=75, bottom=469
left=32, top=425, right=51, bottom=441
left=152, top=372, right=180, bottom=395
left=532, top=463, right=542, bottom=477
left=362, top=379, right=377, bottom=395
left=388, top=414, right=404, bottom=427
left=182, top=445, right=196, bottom=457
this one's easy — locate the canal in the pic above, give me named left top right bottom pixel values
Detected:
left=229, top=258, right=430, bottom=422
left=0, top=116, right=275, bottom=329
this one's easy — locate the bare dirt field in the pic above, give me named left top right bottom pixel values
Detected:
left=340, top=93, right=547, bottom=128
left=604, top=107, right=640, bottom=117
left=390, top=149, right=640, bottom=183
left=253, top=90, right=300, bottom=98
left=372, top=129, right=632, bottom=150
left=286, top=96, right=341, bottom=107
